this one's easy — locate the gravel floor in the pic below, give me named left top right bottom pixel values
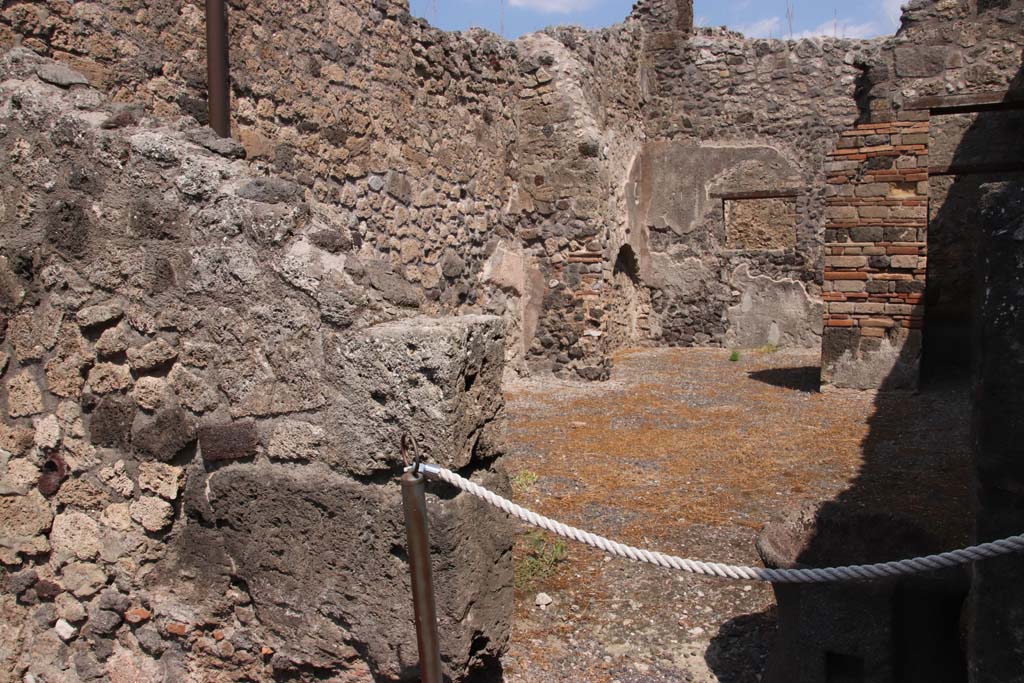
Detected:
left=495, top=347, right=972, bottom=683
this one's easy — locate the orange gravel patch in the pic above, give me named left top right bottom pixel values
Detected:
left=500, top=347, right=972, bottom=683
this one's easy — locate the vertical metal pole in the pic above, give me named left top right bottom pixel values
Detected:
left=401, top=471, right=443, bottom=683
left=205, top=0, right=230, bottom=138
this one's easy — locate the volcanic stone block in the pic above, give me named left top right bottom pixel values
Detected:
left=198, top=420, right=258, bottom=463
left=36, top=63, right=89, bottom=88
left=235, top=177, right=301, bottom=204
left=76, top=304, right=123, bottom=330
left=894, top=46, right=960, bottom=78
left=126, top=339, right=177, bottom=373
left=85, top=363, right=132, bottom=395
left=0, top=490, right=53, bottom=562
left=322, top=315, right=505, bottom=476
left=131, top=406, right=196, bottom=461
left=45, top=322, right=92, bottom=399
left=821, top=327, right=921, bottom=390
left=7, top=371, right=45, bottom=417
left=84, top=607, right=122, bottom=637
left=61, top=562, right=107, bottom=599
left=182, top=461, right=512, bottom=681
left=384, top=171, right=412, bottom=204
left=88, top=395, right=135, bottom=448
left=137, top=462, right=183, bottom=500
left=50, top=511, right=101, bottom=561
left=46, top=200, right=90, bottom=256
left=757, top=504, right=968, bottom=683
left=129, top=496, right=174, bottom=532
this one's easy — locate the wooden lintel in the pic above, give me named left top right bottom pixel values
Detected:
left=929, top=160, right=1024, bottom=177
left=711, top=188, right=801, bottom=200
left=905, top=90, right=1024, bottom=115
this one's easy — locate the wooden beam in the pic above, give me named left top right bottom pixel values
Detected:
left=905, top=90, right=1024, bottom=115
left=711, top=188, right=801, bottom=200
left=929, top=160, right=1024, bottom=176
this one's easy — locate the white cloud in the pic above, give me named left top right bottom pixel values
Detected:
left=793, top=18, right=881, bottom=39
left=508, top=0, right=596, bottom=13
left=737, top=14, right=885, bottom=40
left=735, top=16, right=782, bottom=38
left=881, top=0, right=906, bottom=28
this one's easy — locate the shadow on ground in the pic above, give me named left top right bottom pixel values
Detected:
left=747, top=366, right=821, bottom=393
left=703, top=610, right=778, bottom=683
left=707, top=59, right=1024, bottom=683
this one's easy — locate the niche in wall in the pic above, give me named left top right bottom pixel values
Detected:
left=722, top=196, right=797, bottom=250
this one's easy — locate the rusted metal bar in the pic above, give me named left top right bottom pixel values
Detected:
left=401, top=469, right=443, bottom=683
left=205, top=0, right=230, bottom=137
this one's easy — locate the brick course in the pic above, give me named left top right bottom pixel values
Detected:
left=820, top=117, right=930, bottom=388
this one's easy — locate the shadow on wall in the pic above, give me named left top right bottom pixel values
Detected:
left=920, top=118, right=1024, bottom=384
left=706, top=61, right=1024, bottom=683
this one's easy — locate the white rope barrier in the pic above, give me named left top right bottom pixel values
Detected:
left=409, top=463, right=1024, bottom=584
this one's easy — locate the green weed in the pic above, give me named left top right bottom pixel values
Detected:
left=511, top=470, right=539, bottom=492
left=515, top=531, right=568, bottom=590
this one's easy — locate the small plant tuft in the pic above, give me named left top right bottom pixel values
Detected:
left=729, top=350, right=741, bottom=362
left=515, top=531, right=568, bottom=590
left=511, top=470, right=539, bottom=492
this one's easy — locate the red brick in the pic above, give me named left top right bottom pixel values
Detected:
left=824, top=272, right=868, bottom=280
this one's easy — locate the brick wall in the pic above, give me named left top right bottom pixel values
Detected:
left=820, top=113, right=930, bottom=389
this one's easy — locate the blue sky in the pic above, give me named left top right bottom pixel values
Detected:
left=407, top=0, right=906, bottom=40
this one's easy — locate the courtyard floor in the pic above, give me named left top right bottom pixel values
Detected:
left=498, top=347, right=972, bottom=683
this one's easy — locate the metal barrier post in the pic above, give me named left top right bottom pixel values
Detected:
left=401, top=469, right=443, bottom=683
left=205, top=0, right=230, bottom=137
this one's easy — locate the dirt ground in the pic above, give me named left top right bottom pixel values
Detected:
left=497, top=347, right=972, bottom=683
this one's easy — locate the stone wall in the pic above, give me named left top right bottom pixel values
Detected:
left=970, top=180, right=1024, bottom=683
left=1, top=0, right=538, bottom=367
left=820, top=118, right=930, bottom=389
left=0, top=49, right=512, bottom=682
left=1, top=0, right=1023, bottom=679
left=2, top=0, right=1022, bottom=383
left=819, top=0, right=1024, bottom=389
left=0, top=0, right=868, bottom=379
left=498, top=25, right=646, bottom=380
left=629, top=26, right=870, bottom=350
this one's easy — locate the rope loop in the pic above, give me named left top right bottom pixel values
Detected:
left=409, top=463, right=1024, bottom=584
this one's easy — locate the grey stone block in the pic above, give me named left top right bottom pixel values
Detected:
left=321, top=315, right=505, bottom=476
left=179, top=461, right=512, bottom=681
